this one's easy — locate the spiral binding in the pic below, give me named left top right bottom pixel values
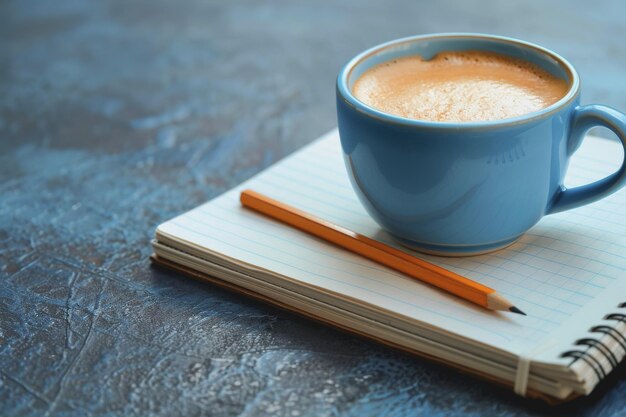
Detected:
left=560, top=302, right=626, bottom=381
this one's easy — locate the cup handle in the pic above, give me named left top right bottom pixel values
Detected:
left=547, top=104, right=626, bottom=214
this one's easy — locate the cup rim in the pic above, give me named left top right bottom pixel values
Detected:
left=337, top=33, right=580, bottom=129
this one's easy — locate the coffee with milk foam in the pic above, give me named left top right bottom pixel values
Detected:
left=352, top=51, right=569, bottom=123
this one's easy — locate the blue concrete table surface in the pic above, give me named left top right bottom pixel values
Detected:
left=1, top=0, right=625, bottom=416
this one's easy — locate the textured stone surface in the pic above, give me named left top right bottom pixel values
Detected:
left=1, top=0, right=626, bottom=416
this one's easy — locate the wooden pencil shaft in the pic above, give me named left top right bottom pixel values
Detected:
left=240, top=189, right=495, bottom=308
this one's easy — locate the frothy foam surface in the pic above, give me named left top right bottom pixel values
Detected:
left=352, top=51, right=569, bottom=122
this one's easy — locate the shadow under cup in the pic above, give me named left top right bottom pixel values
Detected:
left=336, top=33, right=616, bottom=256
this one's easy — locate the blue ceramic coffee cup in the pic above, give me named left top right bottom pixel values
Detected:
left=336, top=33, right=626, bottom=256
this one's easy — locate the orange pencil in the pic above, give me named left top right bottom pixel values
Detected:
left=240, top=189, right=525, bottom=315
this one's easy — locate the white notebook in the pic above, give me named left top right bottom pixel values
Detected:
left=152, top=129, right=626, bottom=402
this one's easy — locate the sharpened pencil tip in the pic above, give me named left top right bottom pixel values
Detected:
left=509, top=306, right=527, bottom=316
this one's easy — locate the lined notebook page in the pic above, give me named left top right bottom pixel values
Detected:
left=158, top=129, right=625, bottom=358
